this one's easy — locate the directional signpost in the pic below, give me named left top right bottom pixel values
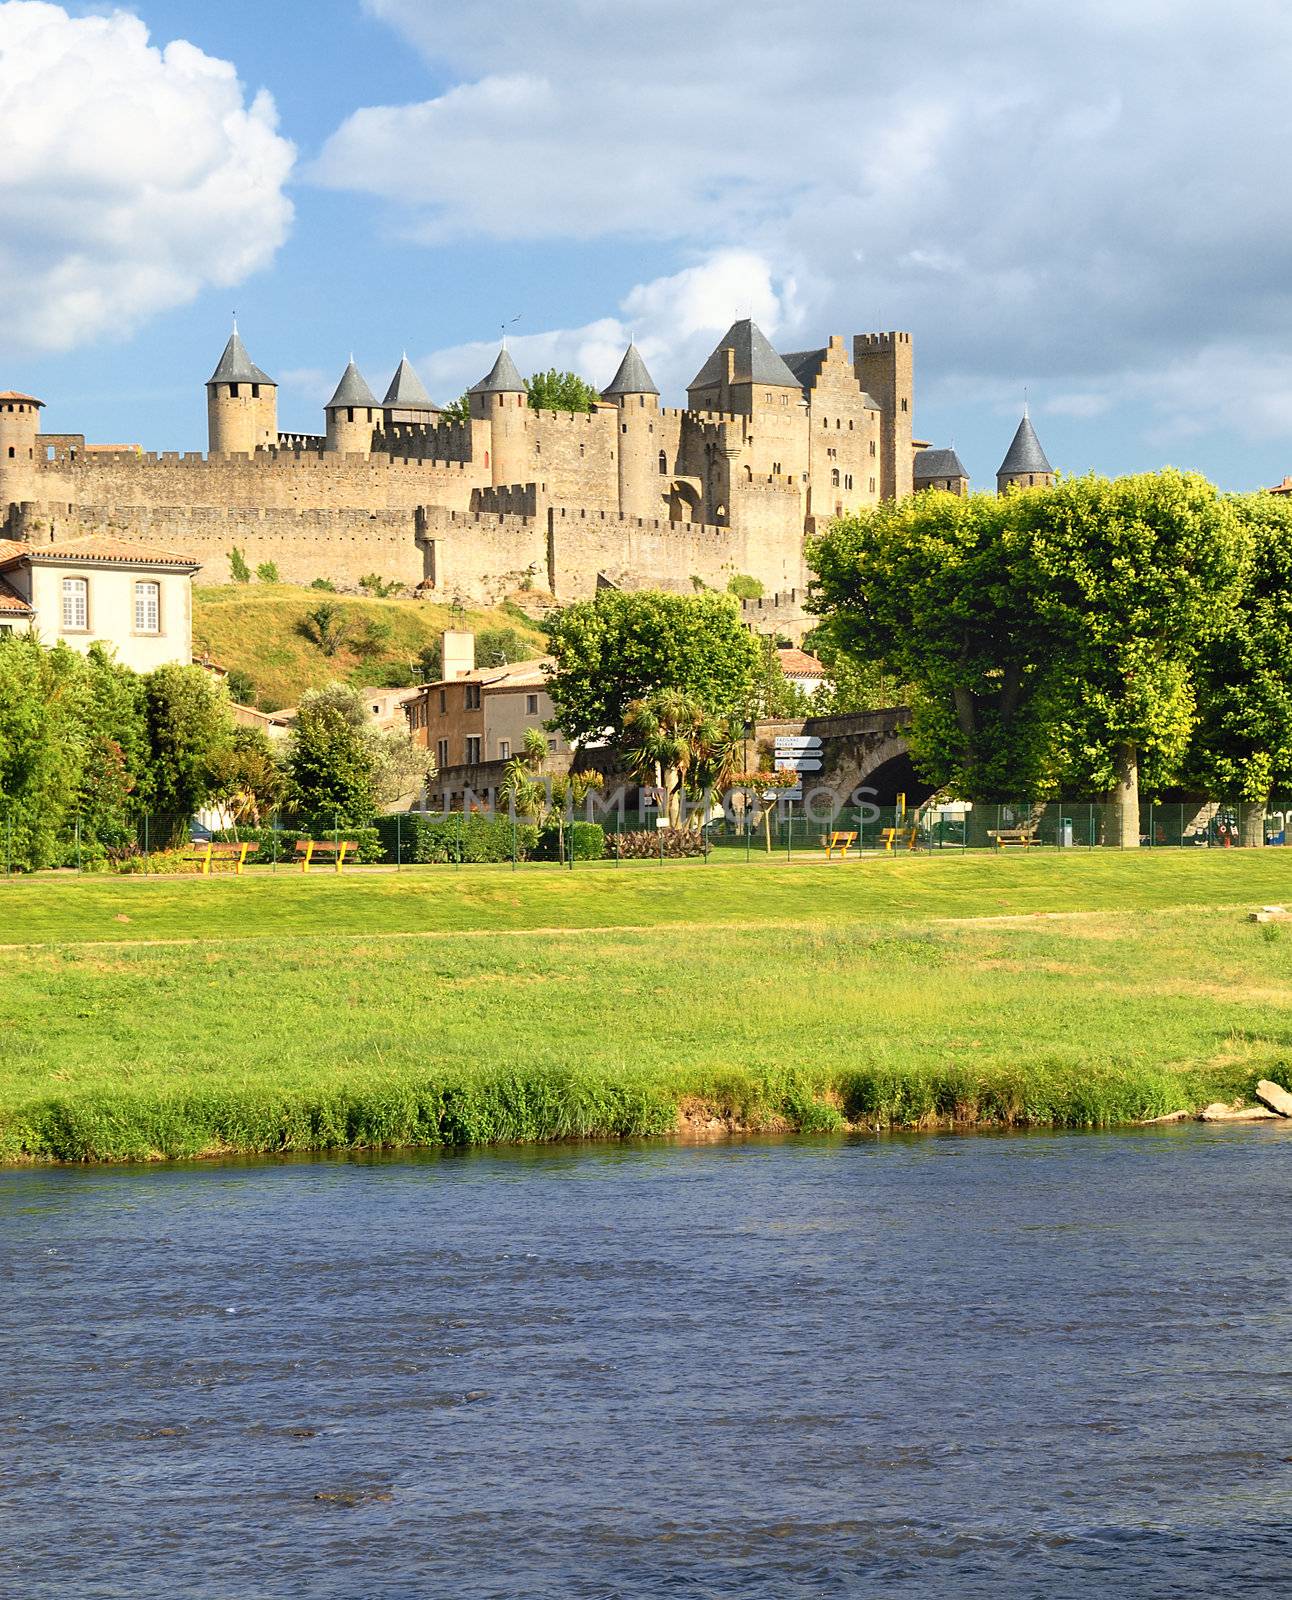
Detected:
left=773, top=735, right=823, bottom=854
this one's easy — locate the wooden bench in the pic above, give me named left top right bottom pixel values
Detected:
left=820, top=830, right=858, bottom=859
left=879, top=826, right=918, bottom=852
left=987, top=828, right=1036, bottom=849
left=295, top=838, right=358, bottom=873
left=183, top=840, right=259, bottom=876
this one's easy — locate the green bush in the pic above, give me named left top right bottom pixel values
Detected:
left=373, top=812, right=538, bottom=864
left=111, top=847, right=202, bottom=875
left=533, top=820, right=605, bottom=861
left=606, top=827, right=706, bottom=859
left=211, top=824, right=385, bottom=864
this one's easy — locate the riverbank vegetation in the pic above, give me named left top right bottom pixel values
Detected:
left=2, top=853, right=1290, bottom=1162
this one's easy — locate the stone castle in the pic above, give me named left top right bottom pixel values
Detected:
left=0, top=320, right=1052, bottom=607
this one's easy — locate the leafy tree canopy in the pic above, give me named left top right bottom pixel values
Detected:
left=545, top=590, right=762, bottom=743
left=525, top=369, right=600, bottom=414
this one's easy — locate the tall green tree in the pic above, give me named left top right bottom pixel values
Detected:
left=525, top=369, right=599, bottom=414
left=546, top=590, right=761, bottom=744
left=1021, top=472, right=1249, bottom=845
left=142, top=664, right=233, bottom=847
left=808, top=491, right=1059, bottom=800
left=73, top=645, right=150, bottom=857
left=286, top=685, right=376, bottom=827
left=1185, top=492, right=1292, bottom=843
left=0, top=636, right=84, bottom=870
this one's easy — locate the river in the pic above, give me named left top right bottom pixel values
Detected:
left=2, top=1126, right=1290, bottom=1598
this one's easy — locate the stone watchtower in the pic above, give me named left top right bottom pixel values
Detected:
left=206, top=324, right=277, bottom=455
left=469, top=347, right=528, bottom=488
left=0, top=390, right=43, bottom=508
left=601, top=342, right=662, bottom=518
left=853, top=332, right=913, bottom=501
left=996, top=410, right=1054, bottom=493
left=324, top=360, right=378, bottom=456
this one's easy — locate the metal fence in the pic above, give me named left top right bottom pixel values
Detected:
left=4, top=795, right=1292, bottom=875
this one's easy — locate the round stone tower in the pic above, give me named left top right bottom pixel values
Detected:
left=997, top=408, right=1054, bottom=494
left=601, top=343, right=662, bottom=518
left=206, top=323, right=277, bottom=455
left=0, top=390, right=43, bottom=507
left=324, top=360, right=378, bottom=456
left=468, top=346, right=528, bottom=487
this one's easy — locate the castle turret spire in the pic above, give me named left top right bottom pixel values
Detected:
left=206, top=323, right=276, bottom=454
left=470, top=345, right=525, bottom=395
left=601, top=342, right=659, bottom=398
left=996, top=411, right=1054, bottom=494
left=325, top=360, right=378, bottom=456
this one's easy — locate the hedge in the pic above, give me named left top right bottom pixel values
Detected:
left=372, top=812, right=538, bottom=864
left=533, top=820, right=606, bottom=862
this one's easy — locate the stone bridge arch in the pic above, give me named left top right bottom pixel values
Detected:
left=756, top=707, right=934, bottom=813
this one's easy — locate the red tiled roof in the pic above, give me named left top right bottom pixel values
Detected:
left=0, top=576, right=33, bottom=615
left=0, top=534, right=197, bottom=569
left=0, top=391, right=43, bottom=406
left=777, top=646, right=828, bottom=677
left=0, top=539, right=29, bottom=562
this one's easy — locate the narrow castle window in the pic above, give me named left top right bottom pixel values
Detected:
left=347, top=407, right=354, bottom=423
left=831, top=468, right=840, bottom=487
left=845, top=474, right=853, bottom=490
left=252, top=384, right=260, bottom=399
left=870, top=440, right=877, bottom=457
left=848, top=420, right=854, bottom=431
left=870, top=477, right=876, bottom=492
left=900, top=398, right=908, bottom=412
left=229, top=384, right=239, bottom=398
left=622, top=424, right=628, bottom=435
left=658, top=451, right=667, bottom=474
left=5, top=447, right=12, bottom=459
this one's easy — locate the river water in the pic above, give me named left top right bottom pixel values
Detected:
left=2, top=1127, right=1290, bottom=1598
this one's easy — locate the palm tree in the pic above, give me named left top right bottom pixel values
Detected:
left=620, top=689, right=738, bottom=830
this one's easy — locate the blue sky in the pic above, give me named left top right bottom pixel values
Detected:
left=4, top=0, right=1292, bottom=490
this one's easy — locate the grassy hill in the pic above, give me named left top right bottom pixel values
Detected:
left=192, top=583, right=548, bottom=710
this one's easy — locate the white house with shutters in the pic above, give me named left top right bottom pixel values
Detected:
left=0, top=535, right=199, bottom=672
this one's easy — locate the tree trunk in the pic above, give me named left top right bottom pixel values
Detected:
left=1239, top=802, right=1267, bottom=848
left=1108, top=744, right=1140, bottom=849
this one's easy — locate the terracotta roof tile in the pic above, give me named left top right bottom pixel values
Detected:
left=0, top=576, right=33, bottom=615
left=0, top=391, right=43, bottom=406
left=0, top=534, right=197, bottom=569
left=777, top=646, right=828, bottom=677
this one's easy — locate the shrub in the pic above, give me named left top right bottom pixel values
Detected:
left=310, top=577, right=336, bottom=592
left=111, top=847, right=202, bottom=875
left=726, top=573, right=764, bottom=600
left=373, top=812, right=538, bottom=864
left=229, top=547, right=251, bottom=584
left=533, top=820, right=605, bottom=861
left=256, top=561, right=280, bottom=583
left=605, top=827, right=706, bottom=859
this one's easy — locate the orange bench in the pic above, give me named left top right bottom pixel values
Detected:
left=183, top=840, right=259, bottom=876
left=821, top=830, right=858, bottom=859
left=295, top=838, right=357, bottom=873
left=879, top=827, right=918, bottom=852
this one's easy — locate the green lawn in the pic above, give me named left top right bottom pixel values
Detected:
left=2, top=852, right=1290, bottom=1161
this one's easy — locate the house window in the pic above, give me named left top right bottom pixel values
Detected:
left=439, top=689, right=447, bottom=713
left=465, top=736, right=481, bottom=764
left=62, top=576, right=88, bottom=631
left=526, top=693, right=539, bottom=715
left=436, top=738, right=449, bottom=769
left=464, top=683, right=481, bottom=709
left=499, top=739, right=511, bottom=761
left=133, top=580, right=160, bottom=634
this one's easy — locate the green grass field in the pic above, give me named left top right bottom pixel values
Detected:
left=2, top=851, right=1290, bottom=1162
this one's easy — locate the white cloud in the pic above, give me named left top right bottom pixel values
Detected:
left=0, top=2, right=294, bottom=353
left=314, top=0, right=1292, bottom=447
left=415, top=251, right=802, bottom=404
